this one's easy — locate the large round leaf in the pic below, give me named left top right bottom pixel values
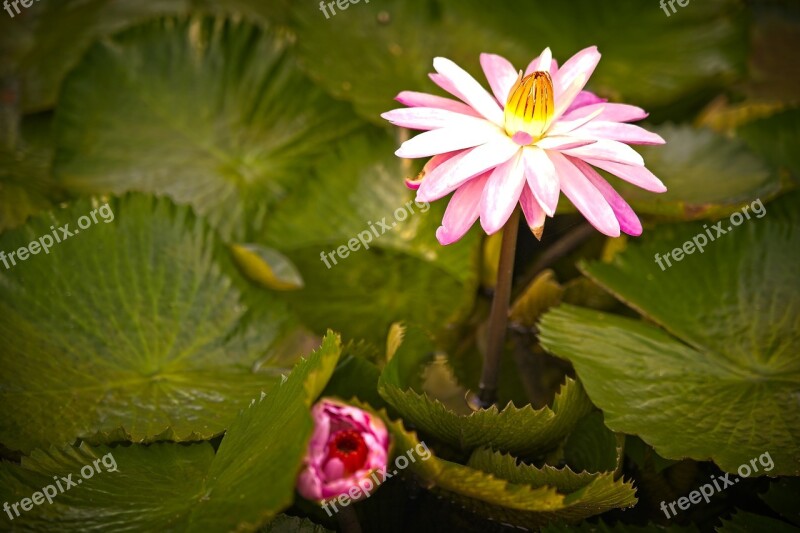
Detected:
left=539, top=192, right=800, bottom=475
left=0, top=114, right=59, bottom=233
left=283, top=0, right=745, bottom=123
left=8, top=0, right=190, bottom=113
left=738, top=108, right=800, bottom=181
left=53, top=15, right=363, bottom=240
left=614, top=124, right=785, bottom=220
left=0, top=194, right=302, bottom=453
left=0, top=333, right=342, bottom=531
left=262, top=133, right=480, bottom=345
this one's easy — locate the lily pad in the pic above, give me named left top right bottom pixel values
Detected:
left=0, top=194, right=302, bottom=453
left=283, top=0, right=744, bottom=122
left=0, top=114, right=59, bottom=233
left=0, top=332, right=342, bottom=531
left=262, top=134, right=480, bottom=345
left=539, top=192, right=800, bottom=475
left=53, top=15, right=362, bottom=240
left=614, top=124, right=785, bottom=220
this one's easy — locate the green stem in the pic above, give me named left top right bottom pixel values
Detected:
left=336, top=505, right=362, bottom=533
left=477, top=208, right=521, bottom=407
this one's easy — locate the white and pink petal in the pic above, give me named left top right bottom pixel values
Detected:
left=563, top=90, right=607, bottom=114
left=571, top=157, right=642, bottom=236
left=432, top=57, right=505, bottom=126
left=548, top=151, right=620, bottom=237
left=480, top=151, right=527, bottom=234
left=562, top=102, right=648, bottom=123
left=395, top=121, right=503, bottom=159
left=480, top=53, right=519, bottom=106
left=582, top=158, right=667, bottom=193
left=568, top=121, right=666, bottom=145
left=381, top=107, right=493, bottom=131
left=519, top=187, right=547, bottom=239
left=558, top=139, right=644, bottom=166
left=394, top=91, right=481, bottom=116
left=552, top=46, right=602, bottom=121
left=525, top=48, right=558, bottom=76
left=435, top=172, right=490, bottom=245
left=416, top=136, right=520, bottom=202
left=522, top=145, right=560, bottom=216
left=406, top=151, right=463, bottom=190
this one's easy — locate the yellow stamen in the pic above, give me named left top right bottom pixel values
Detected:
left=504, top=71, right=554, bottom=141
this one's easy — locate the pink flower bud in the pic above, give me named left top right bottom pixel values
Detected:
left=297, top=398, right=390, bottom=502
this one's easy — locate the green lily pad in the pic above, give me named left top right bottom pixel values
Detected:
left=614, top=124, right=785, bottom=220
left=738, top=107, right=800, bottom=181
left=539, top=193, right=800, bottom=475
left=0, top=194, right=303, bottom=453
left=53, top=15, right=362, bottom=240
left=448, top=0, right=745, bottom=110
left=0, top=332, right=342, bottom=531
left=0, top=442, right=216, bottom=531
left=283, top=0, right=744, bottom=123
left=7, top=0, right=190, bottom=112
left=0, top=114, right=60, bottom=233
left=262, top=133, right=480, bottom=345
left=378, top=324, right=592, bottom=456
left=2, top=0, right=298, bottom=113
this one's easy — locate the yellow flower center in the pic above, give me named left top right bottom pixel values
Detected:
left=504, top=71, right=554, bottom=141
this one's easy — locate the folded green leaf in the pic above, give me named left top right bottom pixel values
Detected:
left=231, top=243, right=305, bottom=291
left=360, top=402, right=636, bottom=529
left=378, top=324, right=592, bottom=456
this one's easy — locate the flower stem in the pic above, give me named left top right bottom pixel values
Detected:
left=337, top=505, right=362, bottom=533
left=477, top=208, right=520, bottom=407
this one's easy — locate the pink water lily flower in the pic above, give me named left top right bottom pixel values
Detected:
left=297, top=398, right=390, bottom=502
left=382, top=47, right=666, bottom=244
